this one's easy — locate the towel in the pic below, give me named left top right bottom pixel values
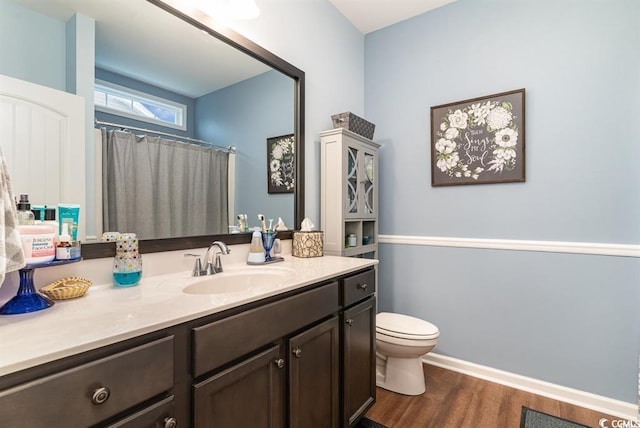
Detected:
left=0, top=148, right=25, bottom=286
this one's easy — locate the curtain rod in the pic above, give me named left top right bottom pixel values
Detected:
left=95, top=119, right=236, bottom=153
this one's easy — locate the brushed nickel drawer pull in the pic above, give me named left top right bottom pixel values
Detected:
left=346, top=318, right=354, bottom=326
left=292, top=348, right=303, bottom=358
left=164, top=417, right=178, bottom=428
left=275, top=358, right=285, bottom=368
left=91, top=386, right=111, bottom=405
left=357, top=283, right=368, bottom=291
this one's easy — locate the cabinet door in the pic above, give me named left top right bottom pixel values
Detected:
left=344, top=142, right=377, bottom=220
left=289, top=317, right=340, bottom=428
left=343, top=297, right=376, bottom=427
left=193, top=345, right=284, bottom=428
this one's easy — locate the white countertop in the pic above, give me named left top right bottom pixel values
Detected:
left=0, top=255, right=376, bottom=377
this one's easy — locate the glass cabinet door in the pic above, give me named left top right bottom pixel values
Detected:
left=346, top=146, right=359, bottom=214
left=344, top=143, right=376, bottom=219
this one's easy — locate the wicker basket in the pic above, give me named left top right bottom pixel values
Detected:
left=331, top=112, right=375, bottom=139
left=40, top=277, right=92, bottom=300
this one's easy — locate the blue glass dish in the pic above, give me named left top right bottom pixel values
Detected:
left=0, top=259, right=82, bottom=315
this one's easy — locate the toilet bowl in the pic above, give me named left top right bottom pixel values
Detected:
left=376, top=312, right=439, bottom=396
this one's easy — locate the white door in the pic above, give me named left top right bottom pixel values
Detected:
left=0, top=74, right=85, bottom=240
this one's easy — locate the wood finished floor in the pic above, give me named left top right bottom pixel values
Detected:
left=365, top=364, right=620, bottom=428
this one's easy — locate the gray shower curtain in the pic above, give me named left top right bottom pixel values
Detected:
left=102, top=129, right=229, bottom=239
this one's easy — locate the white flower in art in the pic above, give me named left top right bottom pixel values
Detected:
left=468, top=102, right=492, bottom=125
left=486, top=106, right=512, bottom=130
left=436, top=152, right=459, bottom=172
left=464, top=170, right=471, bottom=177
left=494, top=147, right=516, bottom=161
left=472, top=174, right=479, bottom=180
left=435, top=138, right=456, bottom=154
left=447, top=109, right=468, bottom=129
left=488, top=158, right=506, bottom=173
left=455, top=172, right=462, bottom=177
left=444, top=127, right=459, bottom=140
left=272, top=145, right=284, bottom=160
left=440, top=122, right=447, bottom=131
left=271, top=172, right=283, bottom=185
left=495, top=128, right=518, bottom=147
left=474, top=167, right=484, bottom=174
left=270, top=159, right=281, bottom=172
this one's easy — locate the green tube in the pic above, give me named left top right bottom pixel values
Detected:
left=58, top=204, right=80, bottom=241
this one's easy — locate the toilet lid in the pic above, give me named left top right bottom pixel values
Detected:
left=376, top=312, right=439, bottom=339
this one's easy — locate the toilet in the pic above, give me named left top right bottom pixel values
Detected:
left=376, top=312, right=440, bottom=396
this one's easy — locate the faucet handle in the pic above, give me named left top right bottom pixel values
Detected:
left=214, top=253, right=224, bottom=273
left=185, top=253, right=205, bottom=276
left=205, top=260, right=216, bottom=275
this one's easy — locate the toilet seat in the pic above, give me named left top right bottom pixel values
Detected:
left=377, top=312, right=439, bottom=340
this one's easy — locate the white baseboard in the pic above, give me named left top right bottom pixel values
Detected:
left=422, top=353, right=638, bottom=421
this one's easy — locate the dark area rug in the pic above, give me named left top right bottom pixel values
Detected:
left=520, top=407, right=588, bottom=428
left=355, top=416, right=388, bottom=428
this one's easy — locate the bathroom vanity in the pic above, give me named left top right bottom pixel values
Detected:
left=0, top=257, right=376, bottom=427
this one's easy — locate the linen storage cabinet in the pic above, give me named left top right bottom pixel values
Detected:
left=320, top=128, right=380, bottom=258
left=341, top=268, right=376, bottom=427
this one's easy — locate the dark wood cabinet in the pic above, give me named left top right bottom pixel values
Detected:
left=289, top=316, right=340, bottom=428
left=0, top=267, right=376, bottom=428
left=193, top=345, right=284, bottom=428
left=343, top=297, right=376, bottom=427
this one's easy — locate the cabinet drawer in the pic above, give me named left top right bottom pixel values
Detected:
left=343, top=269, right=375, bottom=307
left=0, top=336, right=174, bottom=428
left=193, top=282, right=339, bottom=377
left=106, top=395, right=176, bottom=428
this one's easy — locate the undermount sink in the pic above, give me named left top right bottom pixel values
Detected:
left=182, top=267, right=296, bottom=295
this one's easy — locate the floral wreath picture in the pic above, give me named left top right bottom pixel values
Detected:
left=430, top=89, right=525, bottom=186
left=267, top=133, right=295, bottom=194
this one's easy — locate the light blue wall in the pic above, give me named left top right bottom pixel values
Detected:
left=365, top=0, right=640, bottom=403
left=0, top=0, right=66, bottom=90
left=226, top=0, right=366, bottom=228
left=195, top=70, right=294, bottom=227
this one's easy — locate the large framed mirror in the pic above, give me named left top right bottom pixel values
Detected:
left=3, top=0, right=305, bottom=259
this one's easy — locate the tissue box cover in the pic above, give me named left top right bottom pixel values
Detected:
left=292, top=231, right=324, bottom=258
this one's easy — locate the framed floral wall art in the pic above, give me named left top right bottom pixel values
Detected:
left=267, top=133, right=295, bottom=193
left=430, top=89, right=525, bottom=186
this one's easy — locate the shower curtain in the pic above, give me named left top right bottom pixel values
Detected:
left=102, top=129, right=229, bottom=239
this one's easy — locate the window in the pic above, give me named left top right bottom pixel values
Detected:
left=94, top=80, right=186, bottom=130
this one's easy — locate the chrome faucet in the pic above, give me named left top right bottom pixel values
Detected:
left=204, top=241, right=230, bottom=274
left=185, top=241, right=230, bottom=277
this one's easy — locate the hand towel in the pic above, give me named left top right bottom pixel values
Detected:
left=0, top=147, right=25, bottom=286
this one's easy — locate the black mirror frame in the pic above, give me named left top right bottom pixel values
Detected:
left=83, top=0, right=305, bottom=259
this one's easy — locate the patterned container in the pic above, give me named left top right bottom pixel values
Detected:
left=113, top=233, right=142, bottom=287
left=331, top=112, right=376, bottom=140
left=292, top=231, right=324, bottom=258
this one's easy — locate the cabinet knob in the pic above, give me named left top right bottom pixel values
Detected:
left=275, top=358, right=285, bottom=368
left=163, top=417, right=178, bottom=428
left=346, top=318, right=354, bottom=326
left=357, top=283, right=368, bottom=291
left=91, top=386, right=111, bottom=405
left=292, top=348, right=303, bottom=358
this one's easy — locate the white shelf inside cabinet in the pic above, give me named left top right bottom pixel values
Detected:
left=320, top=128, right=380, bottom=258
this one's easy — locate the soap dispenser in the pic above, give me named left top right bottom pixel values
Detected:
left=247, top=227, right=265, bottom=264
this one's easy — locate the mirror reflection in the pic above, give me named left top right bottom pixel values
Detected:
left=2, top=0, right=296, bottom=241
